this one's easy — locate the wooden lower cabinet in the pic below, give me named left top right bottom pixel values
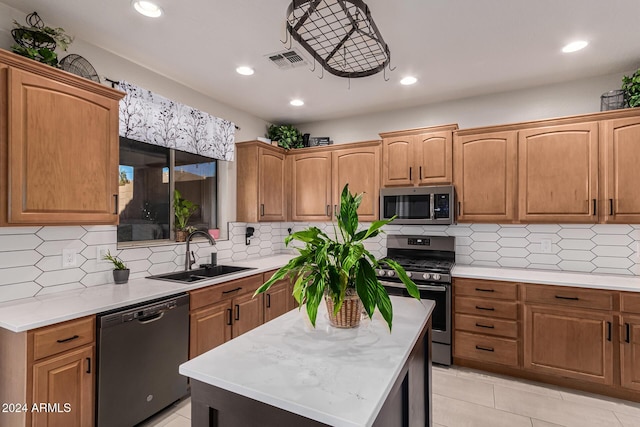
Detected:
left=523, top=304, right=614, bottom=385
left=621, top=315, right=640, bottom=392
left=189, top=272, right=296, bottom=359
left=32, top=345, right=94, bottom=427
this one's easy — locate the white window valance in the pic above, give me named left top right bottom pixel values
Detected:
left=118, top=81, right=235, bottom=161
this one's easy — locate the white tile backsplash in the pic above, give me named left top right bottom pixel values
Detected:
left=0, top=221, right=639, bottom=303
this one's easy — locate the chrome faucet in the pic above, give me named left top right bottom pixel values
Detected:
left=185, top=230, right=216, bottom=271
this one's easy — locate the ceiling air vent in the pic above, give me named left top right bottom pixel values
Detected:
left=265, top=49, right=308, bottom=70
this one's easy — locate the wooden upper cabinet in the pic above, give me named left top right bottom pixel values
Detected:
left=454, top=131, right=517, bottom=222
left=332, top=142, right=380, bottom=221
left=290, top=151, right=332, bottom=221
left=518, top=122, right=599, bottom=223
left=601, top=116, right=640, bottom=223
left=4, top=62, right=122, bottom=225
left=414, top=131, right=452, bottom=185
left=380, top=125, right=456, bottom=187
left=236, top=142, right=287, bottom=222
left=382, top=136, right=413, bottom=186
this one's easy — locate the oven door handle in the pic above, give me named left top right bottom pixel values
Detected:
left=380, top=281, right=447, bottom=292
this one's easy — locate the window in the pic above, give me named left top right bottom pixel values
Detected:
left=117, top=138, right=217, bottom=243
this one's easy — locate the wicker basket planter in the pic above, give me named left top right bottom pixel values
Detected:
left=325, top=289, right=362, bottom=328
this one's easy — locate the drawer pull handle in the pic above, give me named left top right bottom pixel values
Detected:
left=625, top=323, right=631, bottom=343
left=475, top=323, right=495, bottom=329
left=607, top=321, right=612, bottom=342
left=555, top=295, right=579, bottom=301
left=86, top=357, right=91, bottom=374
left=475, top=288, right=495, bottom=293
left=226, top=308, right=232, bottom=326
left=235, top=304, right=240, bottom=321
left=475, top=345, right=494, bottom=352
left=222, top=287, right=242, bottom=295
left=57, top=335, right=79, bottom=344
left=475, top=306, right=495, bottom=311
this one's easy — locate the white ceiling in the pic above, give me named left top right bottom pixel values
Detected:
left=3, top=0, right=640, bottom=124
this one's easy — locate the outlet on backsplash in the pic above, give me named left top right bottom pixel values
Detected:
left=97, top=245, right=110, bottom=263
left=62, top=249, right=77, bottom=268
left=540, top=238, right=553, bottom=253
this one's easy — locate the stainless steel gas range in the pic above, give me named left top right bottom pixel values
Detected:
left=376, top=235, right=454, bottom=365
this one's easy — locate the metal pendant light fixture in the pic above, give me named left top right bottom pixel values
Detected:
left=286, top=0, right=391, bottom=78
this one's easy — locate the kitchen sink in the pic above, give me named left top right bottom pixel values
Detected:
left=147, top=265, right=255, bottom=283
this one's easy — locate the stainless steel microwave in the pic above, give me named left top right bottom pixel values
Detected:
left=380, top=185, right=455, bottom=225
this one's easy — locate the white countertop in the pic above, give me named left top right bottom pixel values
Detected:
left=0, top=254, right=294, bottom=332
left=179, top=296, right=435, bottom=427
left=452, top=265, right=640, bottom=291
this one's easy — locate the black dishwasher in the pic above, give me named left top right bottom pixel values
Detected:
left=96, top=293, right=189, bottom=427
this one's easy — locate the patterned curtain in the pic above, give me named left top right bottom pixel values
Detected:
left=118, top=81, right=235, bottom=161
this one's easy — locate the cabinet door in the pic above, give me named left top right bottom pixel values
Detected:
left=382, top=137, right=413, bottom=186
left=290, top=151, right=332, bottom=221
left=518, top=122, right=598, bottom=222
left=8, top=68, right=119, bottom=224
left=621, top=315, right=640, bottom=392
left=601, top=116, right=640, bottom=223
left=232, top=293, right=264, bottom=338
left=258, top=148, right=286, bottom=221
left=189, top=301, right=232, bottom=359
left=414, top=131, right=452, bottom=185
left=32, top=345, right=94, bottom=427
left=0, top=64, right=7, bottom=225
left=454, top=131, right=517, bottom=222
left=332, top=145, right=380, bottom=221
left=264, top=281, right=290, bottom=323
left=524, top=304, right=613, bottom=385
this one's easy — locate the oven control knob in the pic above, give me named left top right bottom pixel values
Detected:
left=377, top=270, right=385, bottom=276
left=406, top=271, right=412, bottom=278
left=432, top=273, right=441, bottom=281
left=422, top=273, right=431, bottom=280
left=386, top=270, right=395, bottom=277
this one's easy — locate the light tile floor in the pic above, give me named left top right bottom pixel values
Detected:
left=139, top=366, right=640, bottom=427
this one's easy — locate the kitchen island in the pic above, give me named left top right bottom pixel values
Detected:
left=180, top=296, right=434, bottom=427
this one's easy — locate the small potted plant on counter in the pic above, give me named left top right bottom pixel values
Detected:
left=255, top=184, right=420, bottom=330
left=103, top=250, right=129, bottom=284
left=174, top=189, right=198, bottom=242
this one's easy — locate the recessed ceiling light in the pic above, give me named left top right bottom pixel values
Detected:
left=290, top=99, right=304, bottom=107
left=132, top=1, right=163, bottom=18
left=400, top=76, right=417, bottom=86
left=236, top=66, right=255, bottom=76
left=562, top=40, right=588, bottom=53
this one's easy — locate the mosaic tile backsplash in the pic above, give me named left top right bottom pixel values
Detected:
left=0, top=222, right=638, bottom=303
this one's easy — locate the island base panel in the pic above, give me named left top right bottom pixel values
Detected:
left=190, top=321, right=432, bottom=427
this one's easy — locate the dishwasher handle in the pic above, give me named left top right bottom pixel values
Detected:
left=137, top=311, right=165, bottom=324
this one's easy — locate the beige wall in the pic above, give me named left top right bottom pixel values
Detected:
left=297, top=71, right=634, bottom=144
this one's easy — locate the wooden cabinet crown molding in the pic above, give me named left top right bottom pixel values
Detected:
left=378, top=123, right=458, bottom=139
left=0, top=49, right=124, bottom=100
left=454, top=107, right=640, bottom=136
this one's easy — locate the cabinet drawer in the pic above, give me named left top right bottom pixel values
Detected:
left=455, top=313, right=518, bottom=338
left=454, top=278, right=517, bottom=300
left=455, top=296, right=518, bottom=320
left=454, top=331, right=518, bottom=367
left=31, top=316, right=95, bottom=361
left=524, top=284, right=612, bottom=311
left=621, top=292, right=640, bottom=314
left=190, top=274, right=263, bottom=311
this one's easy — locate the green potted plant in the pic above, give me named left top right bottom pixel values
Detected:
left=174, top=189, right=198, bottom=242
left=103, top=250, right=130, bottom=284
left=255, top=184, right=420, bottom=330
left=622, top=68, right=640, bottom=108
left=266, top=124, right=304, bottom=150
left=10, top=12, right=73, bottom=67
